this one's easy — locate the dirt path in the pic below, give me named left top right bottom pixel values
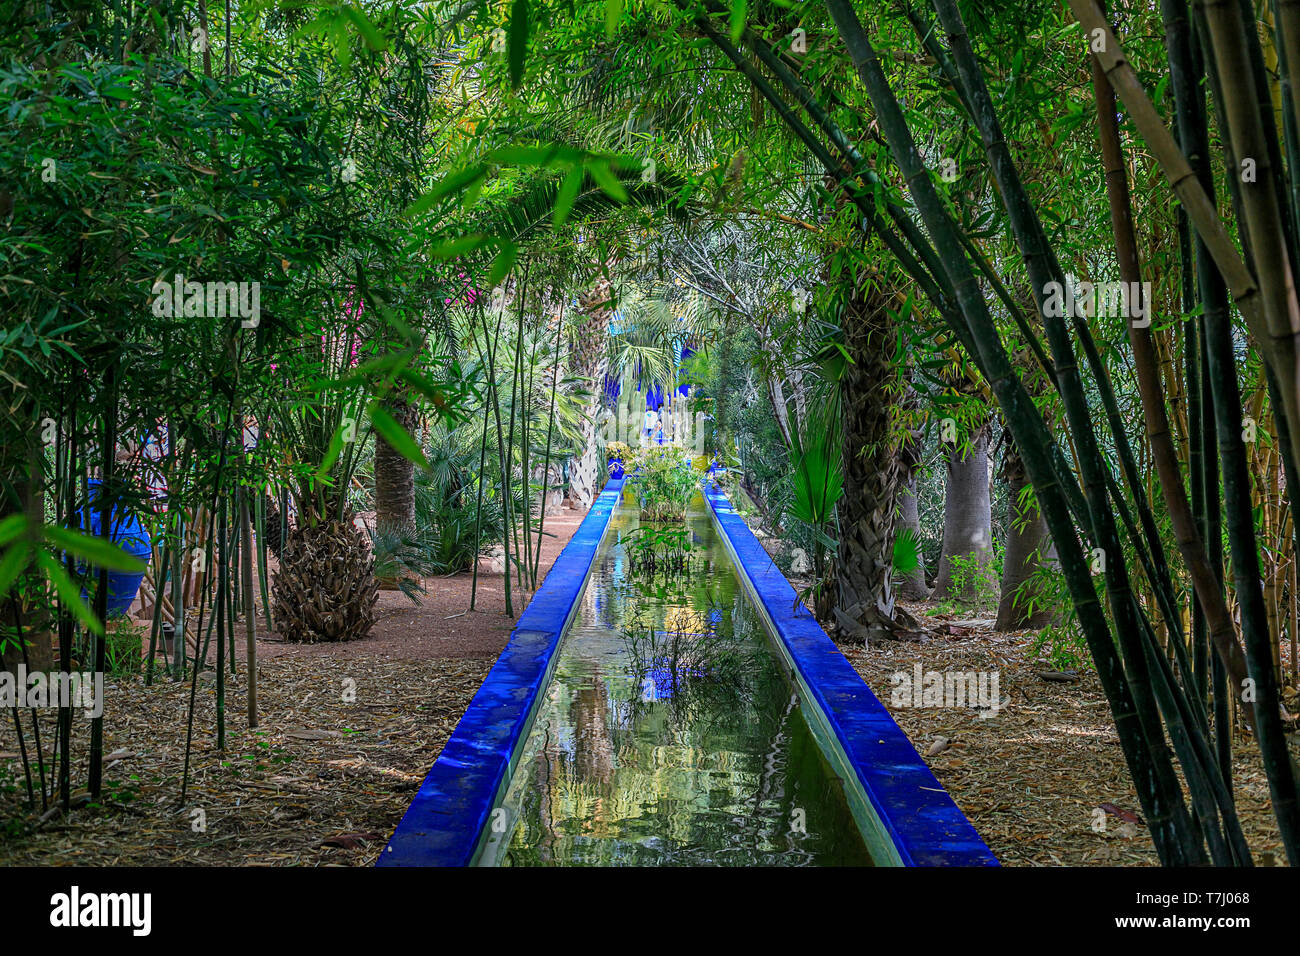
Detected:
left=256, top=509, right=586, bottom=662
left=0, top=508, right=589, bottom=866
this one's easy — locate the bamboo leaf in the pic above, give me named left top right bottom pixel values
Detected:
left=487, top=242, right=519, bottom=287
left=37, top=550, right=103, bottom=636
left=552, top=167, right=584, bottom=227
left=0, top=514, right=26, bottom=548
left=508, top=0, right=529, bottom=89
left=44, top=525, right=147, bottom=573
left=729, top=0, right=747, bottom=44
left=370, top=404, right=430, bottom=469
left=605, top=0, right=625, bottom=38
left=314, top=423, right=349, bottom=480
left=405, top=165, right=488, bottom=218
left=586, top=160, right=628, bottom=202
left=342, top=5, right=389, bottom=50
left=0, top=542, right=30, bottom=598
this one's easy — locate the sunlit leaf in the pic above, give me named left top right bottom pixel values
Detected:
left=370, top=404, right=430, bottom=469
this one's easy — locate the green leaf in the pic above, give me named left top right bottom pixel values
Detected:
left=729, top=0, right=747, bottom=44
left=0, top=542, right=30, bottom=598
left=428, top=233, right=490, bottom=260
left=892, top=530, right=920, bottom=575
left=37, top=550, right=103, bottom=636
left=405, top=165, right=488, bottom=218
left=508, top=0, right=529, bottom=90
left=605, top=0, right=625, bottom=38
left=552, top=166, right=584, bottom=228
left=342, top=5, right=389, bottom=50
left=487, top=242, right=519, bottom=287
left=462, top=169, right=487, bottom=211
left=313, top=422, right=349, bottom=481
left=486, top=145, right=569, bottom=167
left=789, top=436, right=842, bottom=528
left=0, top=514, right=26, bottom=548
left=370, top=404, right=430, bottom=469
left=44, top=525, right=147, bottom=573
left=586, top=160, right=629, bottom=202
left=397, top=367, right=460, bottom=417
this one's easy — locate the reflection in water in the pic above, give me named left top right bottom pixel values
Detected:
left=493, top=492, right=875, bottom=866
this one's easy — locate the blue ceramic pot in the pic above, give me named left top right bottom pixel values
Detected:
left=80, top=480, right=152, bottom=616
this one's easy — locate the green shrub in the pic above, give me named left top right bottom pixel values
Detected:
left=930, top=542, right=1003, bottom=614
left=626, top=445, right=697, bottom=520
left=104, top=615, right=143, bottom=676
left=1021, top=561, right=1091, bottom=671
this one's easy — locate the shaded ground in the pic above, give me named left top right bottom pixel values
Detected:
left=750, top=513, right=1293, bottom=867
left=0, top=658, right=488, bottom=865
left=3, top=500, right=1294, bottom=866
left=842, top=606, right=1292, bottom=867
left=0, top=510, right=585, bottom=866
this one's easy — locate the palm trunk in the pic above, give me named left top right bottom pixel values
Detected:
left=833, top=277, right=910, bottom=642
left=373, top=394, right=417, bottom=535
left=569, top=269, right=614, bottom=509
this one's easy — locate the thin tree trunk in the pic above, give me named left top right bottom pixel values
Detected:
left=896, top=476, right=930, bottom=601
left=240, top=489, right=257, bottom=728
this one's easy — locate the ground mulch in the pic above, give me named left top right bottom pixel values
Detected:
left=0, top=658, right=489, bottom=866
left=3, top=500, right=1294, bottom=866
left=842, top=605, right=1294, bottom=867
left=0, top=510, right=585, bottom=866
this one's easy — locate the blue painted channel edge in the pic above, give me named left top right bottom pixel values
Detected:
left=703, top=480, right=999, bottom=867
left=376, top=476, right=625, bottom=867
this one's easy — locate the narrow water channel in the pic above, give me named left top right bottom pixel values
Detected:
left=482, top=489, right=875, bottom=866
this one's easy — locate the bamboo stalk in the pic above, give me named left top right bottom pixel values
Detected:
left=826, top=0, right=1200, bottom=863
left=1087, top=28, right=1250, bottom=720
left=241, top=487, right=257, bottom=728
left=533, top=297, right=565, bottom=585
left=1067, top=0, right=1300, bottom=477
left=88, top=366, right=116, bottom=799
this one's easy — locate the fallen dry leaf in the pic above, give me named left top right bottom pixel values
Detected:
left=320, top=832, right=381, bottom=850
left=926, top=736, right=952, bottom=757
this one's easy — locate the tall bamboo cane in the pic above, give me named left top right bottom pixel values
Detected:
left=825, top=0, right=1201, bottom=863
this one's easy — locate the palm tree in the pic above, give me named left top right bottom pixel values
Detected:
left=567, top=257, right=616, bottom=508
left=831, top=272, right=915, bottom=642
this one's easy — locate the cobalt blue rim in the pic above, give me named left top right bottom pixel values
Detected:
left=377, top=477, right=626, bottom=867
left=701, top=480, right=999, bottom=867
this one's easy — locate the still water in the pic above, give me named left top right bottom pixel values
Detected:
left=485, top=491, right=875, bottom=866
